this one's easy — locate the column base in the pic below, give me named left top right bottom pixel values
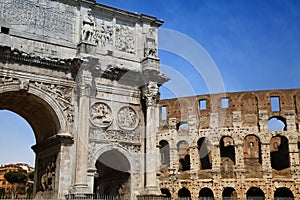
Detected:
left=68, top=184, right=93, bottom=199
left=143, top=186, right=161, bottom=195
left=137, top=194, right=166, bottom=200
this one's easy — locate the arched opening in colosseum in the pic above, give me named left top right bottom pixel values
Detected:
left=199, top=187, right=214, bottom=200
left=178, top=187, right=191, bottom=199
left=94, top=149, right=131, bottom=198
left=270, top=135, right=290, bottom=171
left=159, top=140, right=170, bottom=167
left=274, top=187, right=294, bottom=199
left=160, top=188, right=171, bottom=199
left=268, top=117, right=286, bottom=131
left=222, top=187, right=237, bottom=200
left=243, top=135, right=262, bottom=177
left=197, top=137, right=212, bottom=170
left=0, top=91, right=63, bottom=197
left=220, top=136, right=235, bottom=178
left=177, top=140, right=190, bottom=171
left=246, top=187, right=265, bottom=200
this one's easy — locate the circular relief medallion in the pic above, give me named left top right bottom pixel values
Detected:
left=90, top=102, right=113, bottom=127
left=117, top=106, right=139, bottom=130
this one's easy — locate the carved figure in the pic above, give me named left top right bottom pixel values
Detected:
left=143, top=82, right=160, bottom=107
left=117, top=107, right=138, bottom=130
left=90, top=102, right=112, bottom=127
left=39, top=158, right=56, bottom=192
left=115, top=25, right=135, bottom=54
left=81, top=9, right=95, bottom=42
left=94, top=20, right=113, bottom=47
left=144, top=29, right=157, bottom=57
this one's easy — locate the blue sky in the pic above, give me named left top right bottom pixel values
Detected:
left=0, top=0, right=300, bottom=166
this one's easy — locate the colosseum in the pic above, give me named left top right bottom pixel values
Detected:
left=158, top=89, right=300, bottom=199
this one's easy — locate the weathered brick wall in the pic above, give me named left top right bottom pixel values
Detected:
left=158, top=89, right=300, bottom=199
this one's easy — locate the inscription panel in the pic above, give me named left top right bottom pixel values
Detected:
left=0, top=0, right=75, bottom=41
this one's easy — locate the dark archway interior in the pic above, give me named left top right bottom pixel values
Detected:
left=247, top=187, right=265, bottom=198
left=178, top=187, right=191, bottom=198
left=223, top=187, right=237, bottom=198
left=270, top=136, right=290, bottom=170
left=197, top=138, right=212, bottom=170
left=159, top=140, right=170, bottom=166
left=220, top=137, right=235, bottom=164
left=179, top=154, right=190, bottom=171
left=161, top=188, right=171, bottom=198
left=199, top=188, right=214, bottom=198
left=274, top=187, right=294, bottom=198
left=0, top=91, right=60, bottom=144
left=94, top=150, right=131, bottom=197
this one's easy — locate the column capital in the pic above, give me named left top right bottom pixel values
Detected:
left=78, top=82, right=91, bottom=97
left=142, top=81, right=160, bottom=107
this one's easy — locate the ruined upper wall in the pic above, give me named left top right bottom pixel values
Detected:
left=0, top=0, right=163, bottom=64
left=160, top=89, right=300, bottom=130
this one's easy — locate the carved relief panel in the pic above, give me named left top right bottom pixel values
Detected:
left=117, top=106, right=139, bottom=130
left=90, top=102, right=113, bottom=127
left=37, top=155, right=57, bottom=192
left=0, top=0, right=75, bottom=41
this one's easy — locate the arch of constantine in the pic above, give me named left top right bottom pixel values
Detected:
left=0, top=0, right=299, bottom=199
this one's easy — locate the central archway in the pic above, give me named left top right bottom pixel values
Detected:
left=94, top=149, right=131, bottom=198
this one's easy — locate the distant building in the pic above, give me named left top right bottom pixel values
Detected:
left=0, top=163, right=34, bottom=198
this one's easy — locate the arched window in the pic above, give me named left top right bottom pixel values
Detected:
left=199, top=187, right=214, bottom=200
left=197, top=137, right=212, bottom=170
left=177, top=140, right=190, bottom=171
left=270, top=135, right=290, bottom=170
left=220, top=136, right=235, bottom=178
left=244, top=135, right=262, bottom=165
left=222, top=187, right=237, bottom=200
left=178, top=187, right=191, bottom=200
left=159, top=140, right=170, bottom=167
left=274, top=187, right=294, bottom=200
left=268, top=117, right=286, bottom=131
left=246, top=187, right=265, bottom=200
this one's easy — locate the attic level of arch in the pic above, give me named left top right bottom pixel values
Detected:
left=159, top=89, right=300, bottom=131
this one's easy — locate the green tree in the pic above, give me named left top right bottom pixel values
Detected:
left=0, top=187, right=5, bottom=198
left=4, top=171, right=27, bottom=199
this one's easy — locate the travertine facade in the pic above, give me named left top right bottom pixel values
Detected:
left=158, top=90, right=300, bottom=199
left=0, top=0, right=168, bottom=199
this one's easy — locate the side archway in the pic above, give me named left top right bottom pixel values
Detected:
left=0, top=85, right=73, bottom=198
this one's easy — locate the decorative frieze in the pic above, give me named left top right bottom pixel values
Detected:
left=0, top=0, right=75, bottom=40
left=34, top=81, right=74, bottom=123
left=89, top=128, right=140, bottom=143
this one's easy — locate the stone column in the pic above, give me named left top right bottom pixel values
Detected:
left=258, top=110, right=268, bottom=132
left=235, top=143, right=246, bottom=181
left=211, top=144, right=221, bottom=180
left=261, top=142, right=272, bottom=179
left=142, top=81, right=161, bottom=195
left=56, top=135, right=74, bottom=198
left=73, top=78, right=91, bottom=194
